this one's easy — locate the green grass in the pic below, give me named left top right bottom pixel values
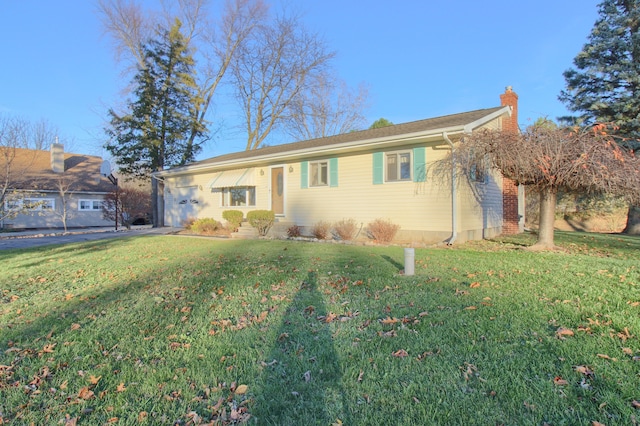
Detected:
left=1, top=231, right=639, bottom=425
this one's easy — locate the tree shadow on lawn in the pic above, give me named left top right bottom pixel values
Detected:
left=252, top=271, right=350, bottom=425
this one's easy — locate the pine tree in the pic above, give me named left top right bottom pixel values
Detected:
left=105, top=19, right=205, bottom=226
left=559, top=0, right=640, bottom=234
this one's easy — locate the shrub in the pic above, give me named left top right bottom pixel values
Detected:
left=333, top=218, right=358, bottom=241
left=182, top=216, right=196, bottom=230
left=367, top=218, right=400, bottom=243
left=247, top=210, right=275, bottom=236
left=190, top=218, right=222, bottom=235
left=222, top=210, right=243, bottom=232
left=311, top=221, right=331, bottom=240
left=287, top=224, right=302, bottom=238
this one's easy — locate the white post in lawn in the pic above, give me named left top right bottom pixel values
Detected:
left=404, top=248, right=415, bottom=276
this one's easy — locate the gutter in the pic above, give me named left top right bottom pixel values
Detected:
left=442, top=132, right=457, bottom=245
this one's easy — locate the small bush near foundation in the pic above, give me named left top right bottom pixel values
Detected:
left=333, top=218, right=358, bottom=241
left=222, top=210, right=243, bottom=232
left=287, top=224, right=302, bottom=238
left=182, top=216, right=196, bottom=229
left=247, top=210, right=275, bottom=236
left=311, top=221, right=331, bottom=240
left=190, top=218, right=222, bottom=235
left=367, top=218, right=400, bottom=243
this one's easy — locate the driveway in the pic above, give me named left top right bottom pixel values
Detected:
left=0, top=226, right=181, bottom=250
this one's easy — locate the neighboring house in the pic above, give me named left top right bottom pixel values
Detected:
left=1, top=144, right=116, bottom=229
left=154, top=88, right=525, bottom=243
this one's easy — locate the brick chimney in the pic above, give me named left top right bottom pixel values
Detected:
left=499, top=86, right=522, bottom=234
left=499, top=86, right=519, bottom=133
left=50, top=142, right=64, bottom=173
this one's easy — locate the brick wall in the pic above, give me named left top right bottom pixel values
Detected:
left=499, top=87, right=521, bottom=234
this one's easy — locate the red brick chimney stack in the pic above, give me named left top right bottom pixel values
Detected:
left=499, top=86, right=521, bottom=235
left=499, top=86, right=519, bottom=133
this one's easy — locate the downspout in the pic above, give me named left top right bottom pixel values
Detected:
left=443, top=132, right=457, bottom=245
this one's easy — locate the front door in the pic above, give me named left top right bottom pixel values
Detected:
left=271, top=167, right=284, bottom=215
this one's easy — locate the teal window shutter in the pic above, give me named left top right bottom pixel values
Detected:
left=413, top=147, right=426, bottom=182
left=329, top=158, right=338, bottom=187
left=373, top=152, right=383, bottom=184
left=301, top=161, right=308, bottom=189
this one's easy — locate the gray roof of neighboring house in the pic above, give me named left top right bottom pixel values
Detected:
left=157, top=106, right=507, bottom=176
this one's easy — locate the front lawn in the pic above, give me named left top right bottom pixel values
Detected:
left=1, top=232, right=639, bottom=425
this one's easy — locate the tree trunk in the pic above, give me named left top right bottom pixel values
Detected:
left=532, top=188, right=557, bottom=250
left=623, top=205, right=640, bottom=235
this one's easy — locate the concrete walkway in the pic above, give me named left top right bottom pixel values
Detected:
left=0, top=225, right=182, bottom=250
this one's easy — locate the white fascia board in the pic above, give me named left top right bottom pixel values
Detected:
left=463, top=106, right=511, bottom=134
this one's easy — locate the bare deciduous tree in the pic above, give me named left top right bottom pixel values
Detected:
left=284, top=72, right=369, bottom=141
left=52, top=177, right=74, bottom=232
left=230, top=11, right=335, bottom=150
left=102, top=186, right=151, bottom=229
left=451, top=124, right=640, bottom=249
left=98, top=0, right=267, bottom=153
left=0, top=115, right=62, bottom=225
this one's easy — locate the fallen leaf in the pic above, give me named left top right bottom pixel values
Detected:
left=88, top=375, right=102, bottom=385
left=597, top=353, right=617, bottom=361
left=464, top=306, right=477, bottom=310
left=622, top=347, right=633, bottom=355
left=392, top=349, right=409, bottom=358
left=380, top=316, right=399, bottom=325
left=116, top=383, right=126, bottom=392
left=553, top=376, right=569, bottom=386
left=574, top=365, right=594, bottom=376
left=63, top=415, right=78, bottom=426
left=632, top=400, right=640, bottom=409
left=137, top=412, right=148, bottom=422
left=41, top=343, right=56, bottom=353
left=303, top=370, right=311, bottom=382
left=556, top=327, right=574, bottom=339
left=235, top=384, right=248, bottom=395
left=591, top=422, right=606, bottom=426
left=469, top=282, right=481, bottom=288
left=357, top=370, right=364, bottom=382
left=77, top=386, right=95, bottom=400
left=70, top=323, right=81, bottom=331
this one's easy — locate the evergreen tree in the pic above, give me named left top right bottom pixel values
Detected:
left=369, top=118, right=394, bottom=129
left=105, top=19, right=205, bottom=226
left=559, top=0, right=640, bottom=234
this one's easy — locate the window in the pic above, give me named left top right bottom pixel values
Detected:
left=470, top=156, right=486, bottom=183
left=220, top=187, right=256, bottom=207
left=4, top=198, right=22, bottom=211
left=79, top=199, right=103, bottom=211
left=310, top=161, right=328, bottom=186
left=24, top=198, right=55, bottom=211
left=373, top=148, right=426, bottom=184
left=386, top=152, right=412, bottom=182
left=301, top=158, right=338, bottom=188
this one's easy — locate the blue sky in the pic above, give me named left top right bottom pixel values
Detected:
left=1, top=0, right=600, bottom=161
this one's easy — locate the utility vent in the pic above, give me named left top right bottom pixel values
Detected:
left=50, top=143, right=64, bottom=173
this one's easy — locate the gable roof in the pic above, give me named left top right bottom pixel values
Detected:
left=157, top=106, right=509, bottom=176
left=6, top=147, right=115, bottom=193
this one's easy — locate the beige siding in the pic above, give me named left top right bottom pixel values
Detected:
left=285, top=146, right=453, bottom=238
left=162, top=116, right=512, bottom=242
